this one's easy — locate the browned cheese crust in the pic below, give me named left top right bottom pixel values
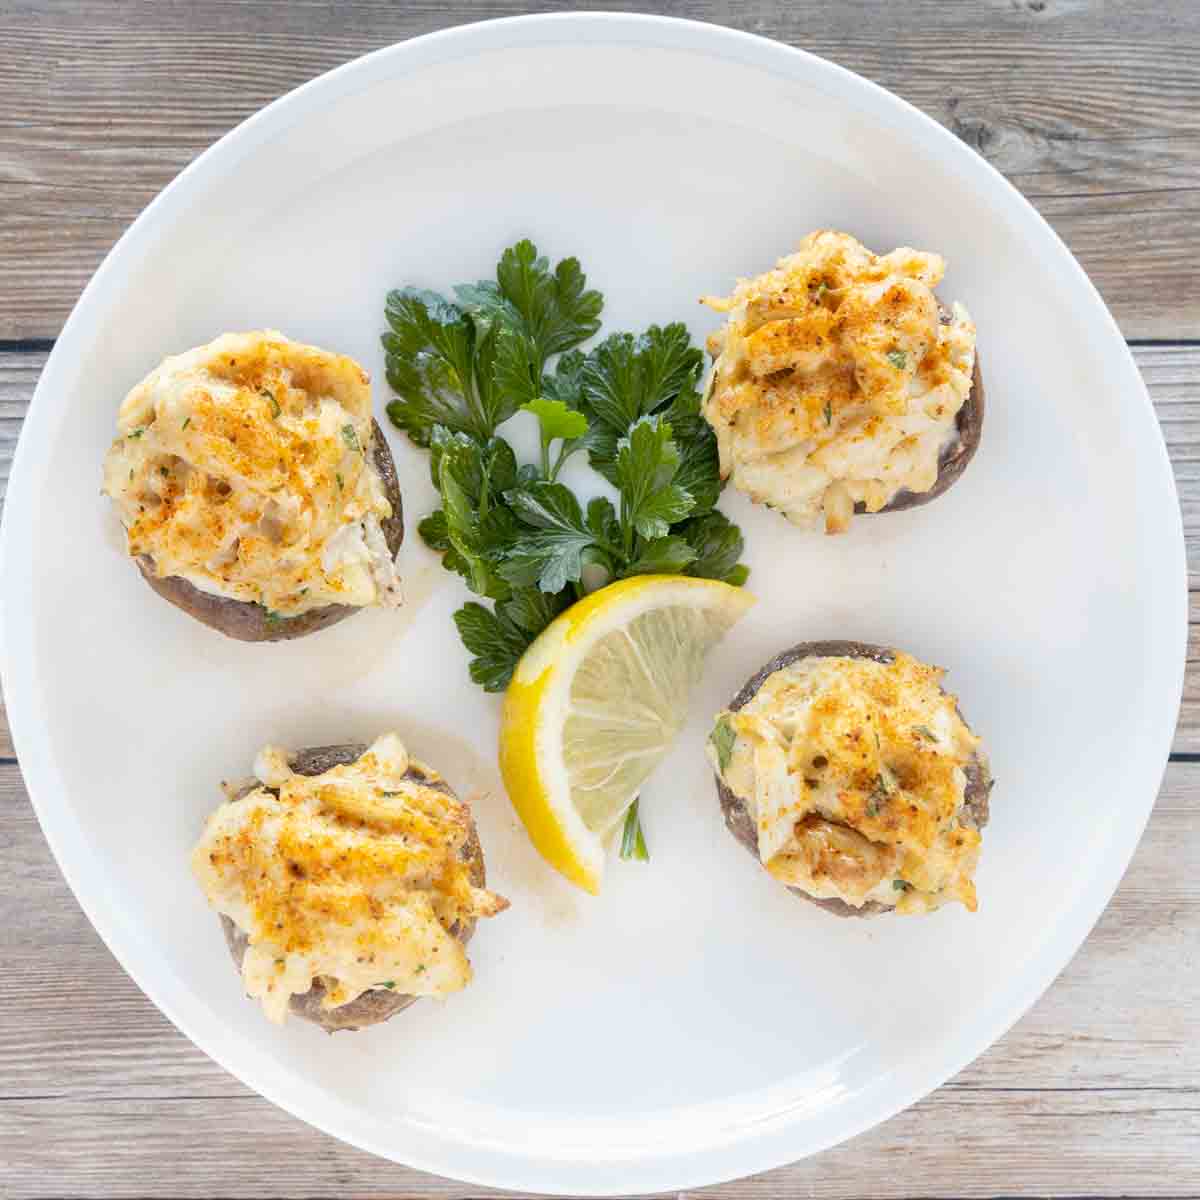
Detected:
left=138, top=420, right=404, bottom=642
left=220, top=743, right=485, bottom=1032
left=715, top=641, right=993, bottom=918
left=859, top=308, right=985, bottom=515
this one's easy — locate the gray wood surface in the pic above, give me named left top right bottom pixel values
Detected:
left=0, top=2, right=1197, bottom=1197
left=1, top=0, right=1198, bottom=340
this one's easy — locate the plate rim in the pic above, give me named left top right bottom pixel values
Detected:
left=0, top=11, right=1187, bottom=1194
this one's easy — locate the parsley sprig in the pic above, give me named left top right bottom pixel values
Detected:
left=383, top=240, right=750, bottom=856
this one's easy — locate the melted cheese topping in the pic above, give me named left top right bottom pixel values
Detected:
left=101, top=331, right=402, bottom=615
left=709, top=653, right=984, bottom=913
left=191, top=734, right=507, bottom=1023
left=702, top=231, right=977, bottom=533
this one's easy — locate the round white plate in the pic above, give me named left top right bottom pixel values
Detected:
left=0, top=13, right=1186, bottom=1195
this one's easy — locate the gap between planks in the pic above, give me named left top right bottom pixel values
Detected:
left=0, top=758, right=1197, bottom=1198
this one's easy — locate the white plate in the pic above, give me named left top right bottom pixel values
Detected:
left=0, top=13, right=1186, bottom=1195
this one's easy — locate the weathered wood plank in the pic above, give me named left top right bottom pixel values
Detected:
left=0, top=351, right=40, bottom=508
left=0, top=760, right=1196, bottom=1199
left=2, top=1088, right=1198, bottom=1200
left=0, top=1, right=1197, bottom=338
left=1, top=344, right=1197, bottom=753
left=1136, top=345, right=1200, bottom=589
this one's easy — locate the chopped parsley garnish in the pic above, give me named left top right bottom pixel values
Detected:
left=913, top=724, right=938, bottom=741
left=824, top=399, right=832, bottom=427
left=127, top=428, right=145, bottom=439
left=261, top=389, right=280, bottom=418
left=262, top=607, right=287, bottom=625
left=181, top=417, right=191, bottom=430
left=415, top=963, right=427, bottom=974
left=867, top=766, right=897, bottom=817
left=383, top=241, right=750, bottom=864
left=380, top=980, right=396, bottom=989
left=341, top=423, right=361, bottom=453
left=893, top=879, right=912, bottom=892
left=335, top=472, right=344, bottom=491
left=619, top=798, right=649, bottom=862
left=711, top=716, right=737, bottom=772
left=886, top=349, right=908, bottom=370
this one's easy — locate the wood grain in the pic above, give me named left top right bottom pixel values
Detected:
left=2, top=4, right=1198, bottom=1194
left=1, top=760, right=1196, bottom=1197
left=0, top=351, right=39, bottom=507
left=1, top=1, right=1198, bottom=339
left=3, top=1090, right=1198, bottom=1199
left=2, top=344, right=1194, bottom=750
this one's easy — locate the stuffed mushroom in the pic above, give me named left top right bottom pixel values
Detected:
left=192, top=734, right=508, bottom=1030
left=101, top=331, right=404, bottom=641
left=708, top=641, right=993, bottom=916
left=701, top=231, right=983, bottom=533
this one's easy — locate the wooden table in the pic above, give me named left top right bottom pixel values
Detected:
left=1, top=3, right=1197, bottom=1196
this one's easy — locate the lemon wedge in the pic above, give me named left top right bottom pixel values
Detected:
left=499, top=575, right=754, bottom=893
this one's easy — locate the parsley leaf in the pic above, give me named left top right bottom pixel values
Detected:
left=540, top=349, right=587, bottom=408
left=453, top=588, right=572, bottom=692
left=886, top=349, right=908, bottom=370
left=428, top=429, right=518, bottom=600
left=417, top=509, right=451, bottom=552
left=453, top=600, right=532, bottom=692
left=614, top=416, right=695, bottom=544
left=383, top=289, right=512, bottom=444
left=501, top=586, right=571, bottom=635
left=578, top=323, right=704, bottom=482
left=522, top=397, right=588, bottom=444
left=619, top=798, right=650, bottom=862
left=581, top=323, right=702, bottom=432
left=662, top=383, right=721, bottom=515
left=521, top=396, right=589, bottom=480
left=618, top=535, right=697, bottom=577
left=498, top=482, right=616, bottom=594
left=675, top=511, right=749, bottom=585
left=455, top=239, right=603, bottom=371
left=428, top=426, right=517, bottom=502
left=710, top=716, right=737, bottom=772
left=494, top=325, right=542, bottom=409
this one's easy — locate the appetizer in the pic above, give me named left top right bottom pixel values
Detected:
left=702, top=231, right=983, bottom=533
left=708, top=641, right=992, bottom=915
left=101, top=331, right=404, bottom=641
left=192, top=734, right=507, bottom=1030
